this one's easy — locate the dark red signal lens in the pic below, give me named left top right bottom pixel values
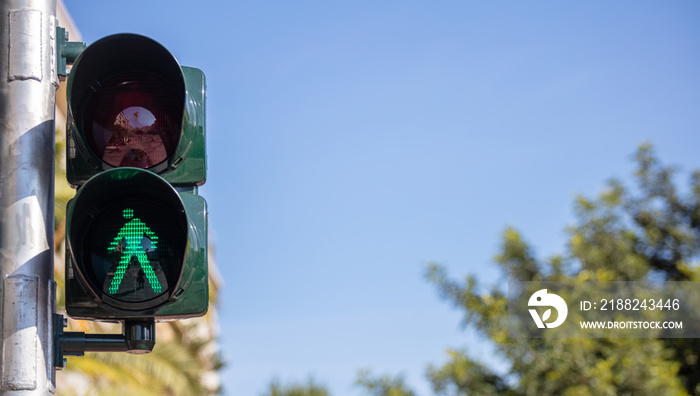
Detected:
left=81, top=72, right=183, bottom=169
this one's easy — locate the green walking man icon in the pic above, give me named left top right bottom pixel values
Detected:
left=107, top=208, right=162, bottom=294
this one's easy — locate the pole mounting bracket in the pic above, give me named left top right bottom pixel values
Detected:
left=56, top=26, right=86, bottom=80
left=53, top=314, right=156, bottom=369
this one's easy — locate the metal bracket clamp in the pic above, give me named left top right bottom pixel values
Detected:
left=55, top=26, right=86, bottom=80
left=53, top=314, right=156, bottom=369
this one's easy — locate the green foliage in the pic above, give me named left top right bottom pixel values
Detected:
left=261, top=378, right=330, bottom=396
left=350, top=144, right=700, bottom=396
left=426, top=350, right=516, bottom=396
left=61, top=341, right=205, bottom=396
left=421, top=144, right=700, bottom=396
left=355, top=370, right=416, bottom=396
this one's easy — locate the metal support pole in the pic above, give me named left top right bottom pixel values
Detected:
left=0, top=0, right=58, bottom=394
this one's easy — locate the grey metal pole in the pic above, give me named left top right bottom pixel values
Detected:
left=0, top=0, right=57, bottom=394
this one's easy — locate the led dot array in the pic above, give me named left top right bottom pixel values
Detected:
left=107, top=208, right=163, bottom=294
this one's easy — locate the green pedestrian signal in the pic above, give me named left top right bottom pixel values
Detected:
left=64, top=34, right=208, bottom=321
left=107, top=208, right=162, bottom=295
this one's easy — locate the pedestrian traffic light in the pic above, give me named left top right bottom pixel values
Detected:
left=63, top=34, right=207, bottom=320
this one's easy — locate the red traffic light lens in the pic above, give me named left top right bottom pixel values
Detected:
left=81, top=72, right=183, bottom=169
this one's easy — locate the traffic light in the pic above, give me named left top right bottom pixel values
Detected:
left=64, top=34, right=207, bottom=321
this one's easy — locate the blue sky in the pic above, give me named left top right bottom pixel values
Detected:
left=63, top=1, right=700, bottom=395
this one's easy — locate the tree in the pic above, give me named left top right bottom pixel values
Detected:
left=356, top=370, right=416, bottom=396
left=260, top=378, right=330, bottom=396
left=359, top=144, right=700, bottom=396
